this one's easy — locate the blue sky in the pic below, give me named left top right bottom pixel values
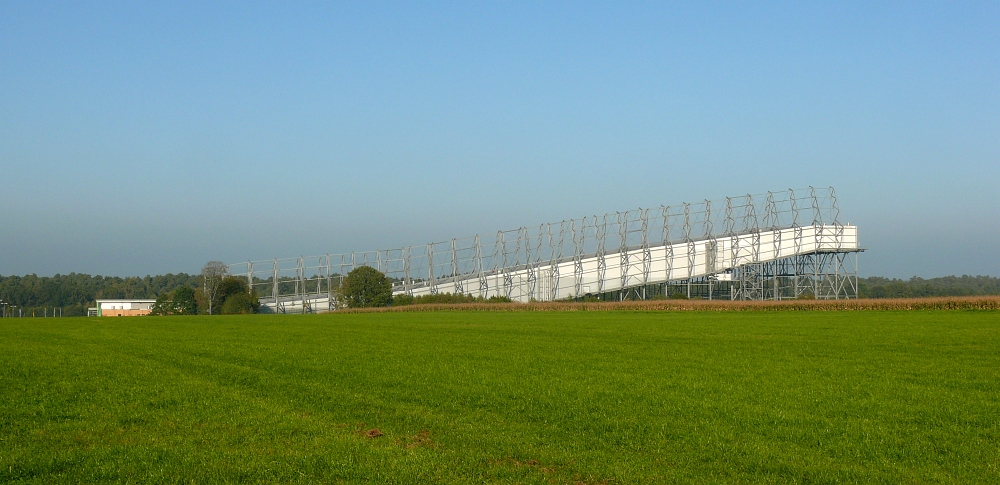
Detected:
left=1, top=1, right=997, bottom=278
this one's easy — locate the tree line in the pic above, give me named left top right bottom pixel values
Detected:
left=0, top=261, right=260, bottom=317
left=1, top=270, right=998, bottom=316
left=857, top=275, right=1000, bottom=298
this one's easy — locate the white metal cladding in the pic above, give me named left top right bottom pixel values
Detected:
left=228, top=187, right=861, bottom=311
left=97, top=300, right=156, bottom=310
left=402, top=224, right=858, bottom=302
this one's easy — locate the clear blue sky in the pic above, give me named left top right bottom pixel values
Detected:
left=1, top=1, right=997, bottom=278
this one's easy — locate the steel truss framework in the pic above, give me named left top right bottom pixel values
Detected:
left=228, top=187, right=862, bottom=313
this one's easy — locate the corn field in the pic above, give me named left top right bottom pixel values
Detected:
left=338, top=296, right=1000, bottom=313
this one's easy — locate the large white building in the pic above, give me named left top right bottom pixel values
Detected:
left=92, top=299, right=157, bottom=317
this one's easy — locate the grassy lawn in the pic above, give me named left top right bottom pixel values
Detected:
left=1, top=311, right=998, bottom=483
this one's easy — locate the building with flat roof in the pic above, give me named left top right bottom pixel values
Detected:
left=94, top=299, right=156, bottom=317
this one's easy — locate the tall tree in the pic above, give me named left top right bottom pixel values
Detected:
left=201, top=261, right=228, bottom=315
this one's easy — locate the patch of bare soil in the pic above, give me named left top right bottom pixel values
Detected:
left=352, top=422, right=383, bottom=439
left=398, top=429, right=434, bottom=449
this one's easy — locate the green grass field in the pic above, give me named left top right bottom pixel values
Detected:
left=2, top=311, right=998, bottom=483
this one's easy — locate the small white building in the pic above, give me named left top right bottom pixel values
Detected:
left=94, top=299, right=157, bottom=317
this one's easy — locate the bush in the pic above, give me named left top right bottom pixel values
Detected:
left=221, top=291, right=260, bottom=314
left=214, top=277, right=249, bottom=312
left=338, top=267, right=392, bottom=308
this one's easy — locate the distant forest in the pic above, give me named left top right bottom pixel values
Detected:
left=857, top=275, right=1000, bottom=299
left=0, top=273, right=201, bottom=317
left=0, top=273, right=998, bottom=317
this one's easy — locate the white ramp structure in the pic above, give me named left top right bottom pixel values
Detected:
left=229, top=187, right=861, bottom=313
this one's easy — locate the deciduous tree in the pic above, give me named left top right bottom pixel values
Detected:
left=338, top=267, right=392, bottom=308
left=149, top=286, right=199, bottom=315
left=201, top=261, right=228, bottom=315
